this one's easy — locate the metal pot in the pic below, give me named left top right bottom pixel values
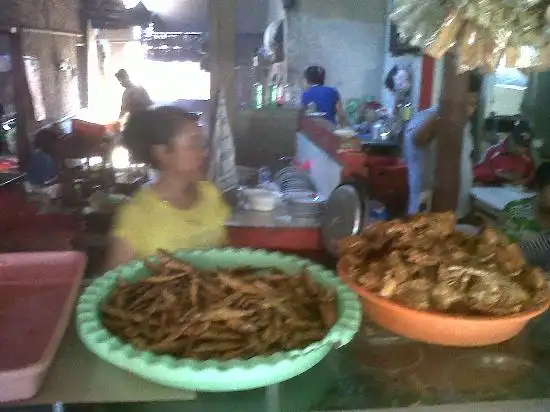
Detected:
left=322, top=181, right=390, bottom=256
left=321, top=182, right=369, bottom=257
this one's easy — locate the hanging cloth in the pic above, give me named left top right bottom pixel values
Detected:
left=87, top=20, right=101, bottom=111
left=208, top=90, right=238, bottom=193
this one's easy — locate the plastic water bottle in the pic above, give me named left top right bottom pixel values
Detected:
left=258, top=167, right=272, bottom=186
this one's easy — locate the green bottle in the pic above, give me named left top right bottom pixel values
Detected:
left=251, top=57, right=263, bottom=109
left=254, top=83, right=264, bottom=109
left=270, top=78, right=278, bottom=106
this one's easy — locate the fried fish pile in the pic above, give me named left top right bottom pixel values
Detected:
left=101, top=250, right=337, bottom=360
left=340, top=212, right=548, bottom=316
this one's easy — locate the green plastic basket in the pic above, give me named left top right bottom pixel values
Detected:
left=76, top=248, right=362, bottom=392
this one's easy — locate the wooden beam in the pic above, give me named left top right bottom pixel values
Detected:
left=432, top=51, right=468, bottom=213
left=208, top=0, right=237, bottom=126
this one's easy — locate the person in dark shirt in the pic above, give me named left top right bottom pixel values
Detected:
left=519, top=163, right=550, bottom=270
left=474, top=120, right=535, bottom=186
left=26, top=127, right=59, bottom=186
left=301, top=66, right=348, bottom=125
left=115, top=69, right=153, bottom=120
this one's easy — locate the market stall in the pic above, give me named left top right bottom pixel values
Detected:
left=5, top=1, right=550, bottom=412
left=390, top=0, right=550, bottom=215
left=5, top=216, right=550, bottom=412
left=296, top=115, right=408, bottom=218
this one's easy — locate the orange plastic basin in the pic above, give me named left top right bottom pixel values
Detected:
left=338, top=260, right=550, bottom=347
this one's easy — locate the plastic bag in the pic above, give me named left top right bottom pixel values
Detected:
left=391, top=0, right=550, bottom=71
left=457, top=22, right=484, bottom=73
left=425, top=8, right=465, bottom=59
left=390, top=0, right=448, bottom=49
left=456, top=22, right=507, bottom=73
left=503, top=46, right=520, bottom=67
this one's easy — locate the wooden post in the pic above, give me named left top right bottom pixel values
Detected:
left=9, top=31, right=34, bottom=168
left=208, top=0, right=237, bottom=127
left=431, top=51, right=468, bottom=212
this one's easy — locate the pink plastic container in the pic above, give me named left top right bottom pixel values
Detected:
left=0, top=251, right=86, bottom=402
left=1, top=213, right=84, bottom=253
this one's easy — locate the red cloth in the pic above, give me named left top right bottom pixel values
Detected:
left=474, top=140, right=535, bottom=185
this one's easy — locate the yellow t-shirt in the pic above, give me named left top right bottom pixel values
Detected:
left=112, top=181, right=230, bottom=257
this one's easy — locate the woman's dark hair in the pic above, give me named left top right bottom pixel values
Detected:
left=484, top=117, right=516, bottom=134
left=123, top=106, right=199, bottom=167
left=34, top=127, right=60, bottom=154
left=510, top=120, right=533, bottom=147
left=535, top=163, right=550, bottom=190
left=304, top=65, right=326, bottom=86
left=384, top=65, right=398, bottom=92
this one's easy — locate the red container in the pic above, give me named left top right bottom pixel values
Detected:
left=3, top=213, right=84, bottom=252
left=228, top=227, right=323, bottom=251
left=0, top=185, right=27, bottom=232
left=0, top=251, right=86, bottom=402
left=368, top=164, right=408, bottom=217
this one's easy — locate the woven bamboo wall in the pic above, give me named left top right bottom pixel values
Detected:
left=0, top=0, right=80, bottom=32
left=1, top=0, right=82, bottom=123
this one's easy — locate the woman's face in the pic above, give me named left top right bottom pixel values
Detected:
left=157, top=122, right=206, bottom=181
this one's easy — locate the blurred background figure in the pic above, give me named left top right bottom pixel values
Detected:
left=25, top=126, right=60, bottom=187
left=519, top=163, right=550, bottom=270
left=474, top=119, right=535, bottom=186
left=115, top=69, right=153, bottom=122
left=301, top=65, right=348, bottom=126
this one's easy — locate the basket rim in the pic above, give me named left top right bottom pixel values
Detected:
left=337, top=260, right=550, bottom=323
left=76, top=248, right=362, bottom=375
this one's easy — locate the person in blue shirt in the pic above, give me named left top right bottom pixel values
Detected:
left=26, top=127, right=59, bottom=187
left=301, top=65, right=348, bottom=125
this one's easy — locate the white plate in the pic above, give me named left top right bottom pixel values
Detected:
left=306, top=112, right=327, bottom=118
left=284, top=192, right=326, bottom=203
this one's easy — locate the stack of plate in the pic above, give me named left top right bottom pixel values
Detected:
left=274, top=167, right=316, bottom=194
left=284, top=191, right=327, bottom=218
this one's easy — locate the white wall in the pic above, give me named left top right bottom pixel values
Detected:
left=286, top=0, right=387, bottom=102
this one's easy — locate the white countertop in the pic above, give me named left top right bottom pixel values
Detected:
left=471, top=186, right=536, bottom=212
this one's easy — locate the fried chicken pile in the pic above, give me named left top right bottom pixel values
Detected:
left=340, top=212, right=548, bottom=316
left=102, top=249, right=337, bottom=360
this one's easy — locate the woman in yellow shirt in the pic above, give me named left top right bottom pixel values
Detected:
left=105, top=106, right=230, bottom=269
